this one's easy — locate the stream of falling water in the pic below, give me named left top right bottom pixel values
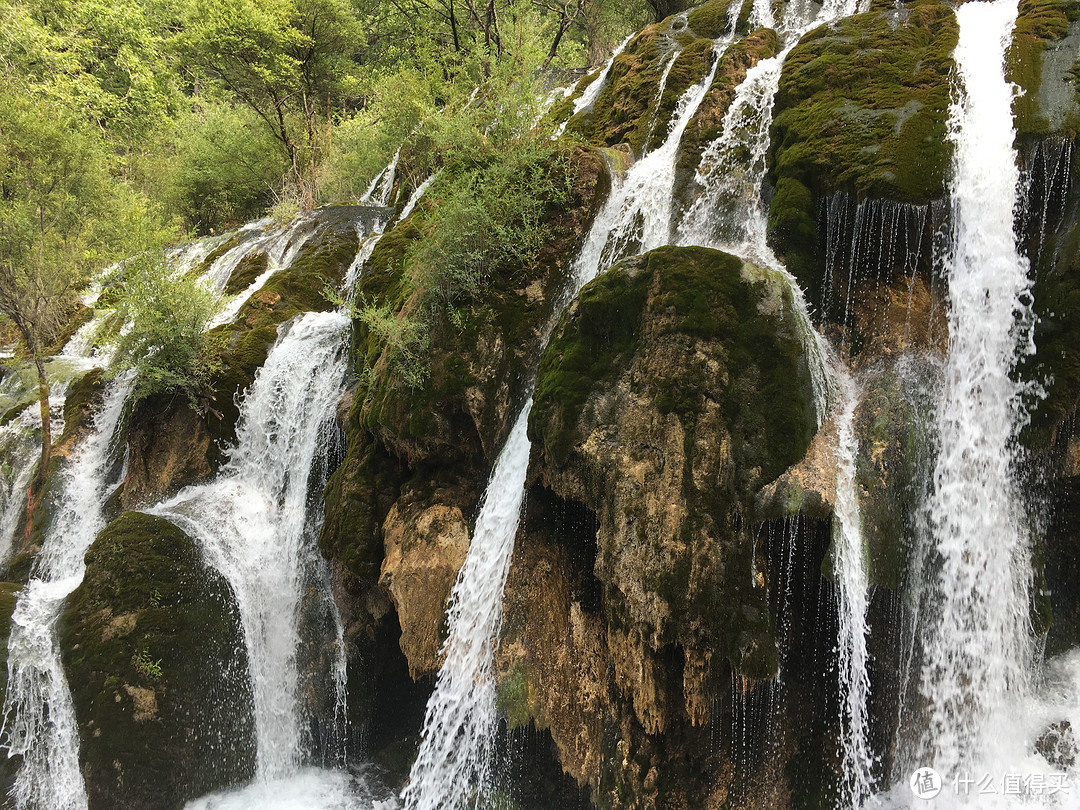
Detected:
left=832, top=372, right=875, bottom=808
left=1, top=377, right=131, bottom=810
left=153, top=312, right=350, bottom=787
left=912, top=0, right=1036, bottom=795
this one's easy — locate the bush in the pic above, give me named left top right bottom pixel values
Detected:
left=104, top=251, right=223, bottom=407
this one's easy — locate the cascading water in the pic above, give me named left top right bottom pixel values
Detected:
left=552, top=35, right=634, bottom=138
left=573, top=38, right=729, bottom=282
left=1, top=376, right=131, bottom=810
left=832, top=372, right=876, bottom=808
left=404, top=41, right=741, bottom=810
left=207, top=217, right=324, bottom=327
left=913, top=0, right=1037, bottom=790
left=364, top=149, right=402, bottom=207
left=152, top=310, right=351, bottom=785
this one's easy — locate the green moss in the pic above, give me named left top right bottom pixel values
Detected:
left=687, top=0, right=737, bottom=38
left=60, top=511, right=254, bottom=810
left=58, top=368, right=105, bottom=448
left=769, top=4, right=957, bottom=293
left=585, top=18, right=716, bottom=156
left=222, top=250, right=269, bottom=296
left=1009, top=0, right=1071, bottom=136
left=531, top=260, right=652, bottom=465
left=496, top=662, right=535, bottom=730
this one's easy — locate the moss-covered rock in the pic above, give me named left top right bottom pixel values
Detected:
left=768, top=4, right=958, bottom=293
left=55, top=368, right=105, bottom=454
left=318, top=147, right=609, bottom=682
left=60, top=512, right=254, bottom=810
left=1008, top=0, right=1080, bottom=137
left=574, top=16, right=718, bottom=156
left=529, top=245, right=816, bottom=730
left=687, top=0, right=739, bottom=39
left=352, top=147, right=609, bottom=469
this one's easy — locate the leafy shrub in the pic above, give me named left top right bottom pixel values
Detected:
left=104, top=251, right=223, bottom=407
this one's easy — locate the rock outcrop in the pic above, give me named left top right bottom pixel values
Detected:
left=59, top=512, right=254, bottom=810
left=496, top=245, right=821, bottom=807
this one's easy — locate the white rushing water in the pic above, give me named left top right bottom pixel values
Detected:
left=573, top=38, right=728, bottom=283
left=832, top=371, right=876, bottom=808
left=404, top=37, right=738, bottom=809
left=912, top=0, right=1036, bottom=794
left=186, top=767, right=399, bottom=810
left=206, top=217, right=323, bottom=328
left=153, top=310, right=350, bottom=783
left=363, top=148, right=401, bottom=207
left=1, top=377, right=131, bottom=810
left=402, top=403, right=533, bottom=810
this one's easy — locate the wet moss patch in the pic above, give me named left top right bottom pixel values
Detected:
left=768, top=4, right=958, bottom=293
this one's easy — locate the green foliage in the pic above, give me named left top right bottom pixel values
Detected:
left=164, top=101, right=288, bottom=232
left=412, top=151, right=569, bottom=307
left=104, top=251, right=223, bottom=406
left=131, top=647, right=163, bottom=678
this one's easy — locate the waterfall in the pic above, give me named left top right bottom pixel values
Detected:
left=363, top=148, right=402, bottom=207
left=573, top=38, right=729, bottom=283
left=207, top=217, right=323, bottom=328
left=915, top=0, right=1035, bottom=783
left=404, top=41, right=740, bottom=810
left=570, top=35, right=633, bottom=116
left=832, top=372, right=875, bottom=807
left=1, top=377, right=131, bottom=810
left=152, top=310, right=351, bottom=781
left=401, top=403, right=533, bottom=810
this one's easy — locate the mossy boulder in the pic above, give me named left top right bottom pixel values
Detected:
left=768, top=4, right=958, bottom=295
left=1008, top=0, right=1080, bottom=137
left=59, top=511, right=254, bottom=810
left=529, top=246, right=816, bottom=733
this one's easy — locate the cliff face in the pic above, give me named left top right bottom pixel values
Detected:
left=496, top=246, right=821, bottom=807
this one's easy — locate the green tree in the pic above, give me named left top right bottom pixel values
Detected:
left=0, top=91, right=115, bottom=498
left=178, top=0, right=364, bottom=205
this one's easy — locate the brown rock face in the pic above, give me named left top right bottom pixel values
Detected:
left=121, top=397, right=213, bottom=508
left=379, top=491, right=471, bottom=678
left=498, top=245, right=820, bottom=807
